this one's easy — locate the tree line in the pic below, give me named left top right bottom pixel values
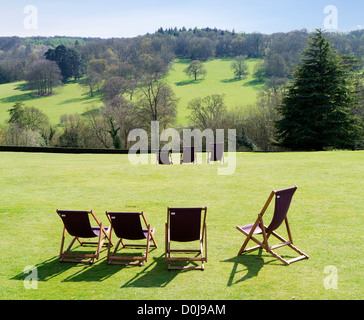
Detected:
left=0, top=28, right=363, bottom=151
left=1, top=28, right=363, bottom=85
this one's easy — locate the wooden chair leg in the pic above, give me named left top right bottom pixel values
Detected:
left=59, top=227, right=66, bottom=259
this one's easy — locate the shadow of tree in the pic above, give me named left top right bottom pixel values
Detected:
left=220, top=78, right=242, bottom=83
left=14, top=83, right=29, bottom=91
left=59, top=92, right=97, bottom=105
left=0, top=92, right=38, bottom=103
left=243, top=79, right=264, bottom=87
left=175, top=79, right=203, bottom=86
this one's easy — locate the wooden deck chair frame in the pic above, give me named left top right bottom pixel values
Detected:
left=105, top=211, right=158, bottom=266
left=236, top=186, right=309, bottom=265
left=165, top=207, right=207, bottom=270
left=180, top=146, right=197, bottom=164
left=207, top=142, right=224, bottom=164
left=57, top=209, right=112, bottom=264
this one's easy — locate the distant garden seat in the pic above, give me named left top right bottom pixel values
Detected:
left=56, top=209, right=112, bottom=264
left=156, top=150, right=173, bottom=164
left=207, top=142, right=224, bottom=164
left=180, top=146, right=196, bottom=164
left=165, top=207, right=207, bottom=270
left=105, top=211, right=158, bottom=266
left=236, top=186, right=309, bottom=265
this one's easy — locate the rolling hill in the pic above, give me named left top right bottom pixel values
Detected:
left=166, top=58, right=264, bottom=125
left=0, top=58, right=264, bottom=127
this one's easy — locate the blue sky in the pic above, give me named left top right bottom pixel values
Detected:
left=0, top=0, right=363, bottom=38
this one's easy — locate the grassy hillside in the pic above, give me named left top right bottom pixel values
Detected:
left=0, top=58, right=263, bottom=127
left=0, top=150, right=363, bottom=299
left=0, top=81, right=103, bottom=125
left=166, top=58, right=264, bottom=125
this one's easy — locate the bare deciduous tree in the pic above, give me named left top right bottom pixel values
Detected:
left=25, top=59, right=62, bottom=95
left=187, top=94, right=228, bottom=131
left=137, top=78, right=178, bottom=129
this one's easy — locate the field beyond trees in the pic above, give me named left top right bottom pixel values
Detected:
left=0, top=151, right=363, bottom=300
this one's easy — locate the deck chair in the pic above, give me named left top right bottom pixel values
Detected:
left=236, top=186, right=309, bottom=265
left=56, top=209, right=112, bottom=264
left=207, top=142, right=224, bottom=164
left=165, top=207, right=207, bottom=270
left=180, top=146, right=196, bottom=164
left=156, top=150, right=173, bottom=164
left=105, top=211, right=158, bottom=266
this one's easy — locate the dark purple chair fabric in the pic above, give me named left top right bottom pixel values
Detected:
left=266, top=186, right=297, bottom=233
left=182, top=146, right=195, bottom=163
left=58, top=210, right=98, bottom=238
left=169, top=208, right=202, bottom=242
left=108, top=212, right=148, bottom=240
left=157, top=151, right=171, bottom=164
left=239, top=223, right=263, bottom=235
left=210, top=143, right=224, bottom=161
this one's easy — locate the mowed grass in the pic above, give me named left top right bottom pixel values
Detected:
left=0, top=58, right=263, bottom=127
left=166, top=58, right=264, bottom=126
left=0, top=151, right=363, bottom=300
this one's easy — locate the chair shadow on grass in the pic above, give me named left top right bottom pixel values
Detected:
left=222, top=249, right=281, bottom=286
left=11, top=256, right=74, bottom=282
left=10, top=247, right=118, bottom=283
left=10, top=247, right=181, bottom=286
left=121, top=254, right=182, bottom=288
left=64, top=252, right=182, bottom=287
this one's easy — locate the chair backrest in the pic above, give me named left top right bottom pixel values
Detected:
left=157, top=151, right=171, bottom=164
left=107, top=212, right=146, bottom=240
left=57, top=210, right=97, bottom=238
left=266, top=186, right=297, bottom=233
left=182, top=146, right=195, bottom=163
left=210, top=142, right=224, bottom=161
left=168, top=207, right=206, bottom=242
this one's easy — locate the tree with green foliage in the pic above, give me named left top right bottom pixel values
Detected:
left=231, top=55, right=249, bottom=80
left=8, top=102, right=50, bottom=133
left=44, top=45, right=85, bottom=82
left=8, top=102, right=26, bottom=127
left=275, top=29, right=361, bottom=150
left=7, top=101, right=54, bottom=146
left=184, top=60, right=207, bottom=81
left=253, top=61, right=266, bottom=82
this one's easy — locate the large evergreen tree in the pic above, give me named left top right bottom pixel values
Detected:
left=45, top=45, right=85, bottom=82
left=275, top=29, right=361, bottom=150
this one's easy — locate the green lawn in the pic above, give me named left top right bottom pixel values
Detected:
left=0, top=150, right=363, bottom=300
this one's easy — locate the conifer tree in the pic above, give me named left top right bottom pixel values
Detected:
left=275, top=29, right=361, bottom=150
